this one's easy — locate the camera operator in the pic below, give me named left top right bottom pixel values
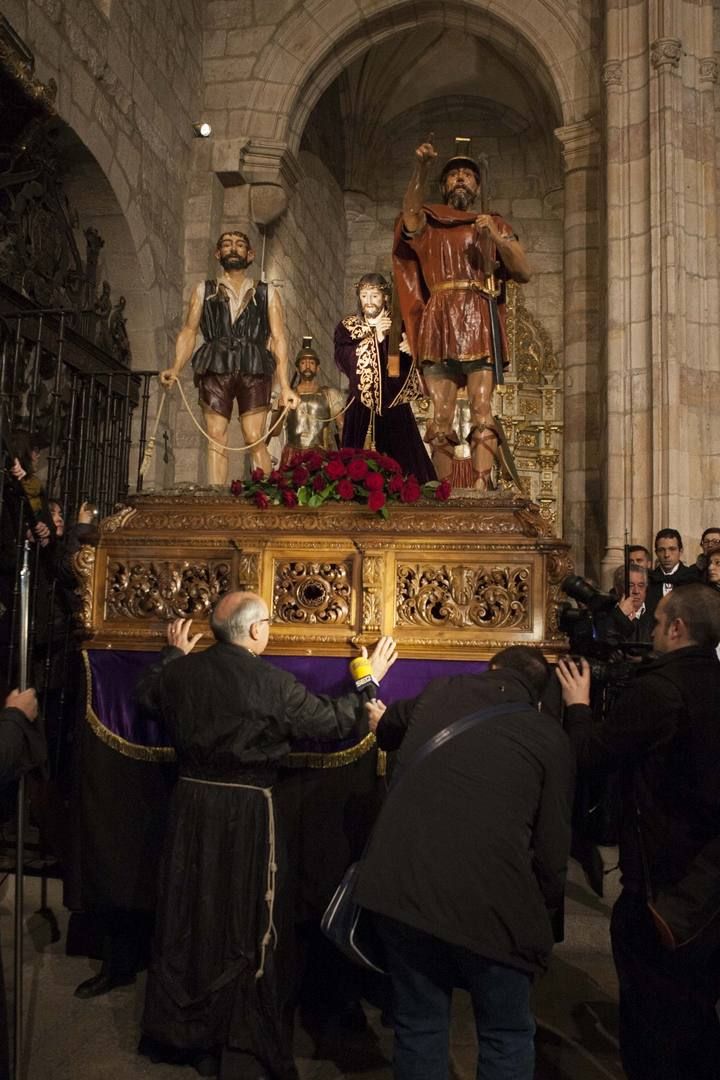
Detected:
left=556, top=583, right=720, bottom=1080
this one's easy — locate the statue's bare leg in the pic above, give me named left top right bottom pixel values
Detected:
left=202, top=408, right=230, bottom=485
left=467, top=368, right=498, bottom=491
left=424, top=374, right=459, bottom=480
left=240, top=408, right=272, bottom=474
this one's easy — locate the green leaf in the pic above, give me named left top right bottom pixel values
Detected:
left=308, top=494, right=325, bottom=507
left=380, top=505, right=389, bottom=520
left=297, top=487, right=310, bottom=505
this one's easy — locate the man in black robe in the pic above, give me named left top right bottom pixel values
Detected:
left=136, top=594, right=396, bottom=1080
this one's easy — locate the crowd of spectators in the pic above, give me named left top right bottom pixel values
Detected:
left=2, top=435, right=720, bottom=1080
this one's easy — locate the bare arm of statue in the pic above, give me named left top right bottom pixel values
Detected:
left=473, top=213, right=531, bottom=284
left=268, top=289, right=299, bottom=409
left=160, top=283, right=204, bottom=386
left=402, top=141, right=437, bottom=235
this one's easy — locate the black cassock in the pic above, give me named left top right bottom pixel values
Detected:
left=334, top=316, right=435, bottom=483
left=136, top=641, right=365, bottom=1080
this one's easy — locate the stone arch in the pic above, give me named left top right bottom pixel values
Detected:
left=239, top=0, right=598, bottom=151
left=48, top=102, right=168, bottom=366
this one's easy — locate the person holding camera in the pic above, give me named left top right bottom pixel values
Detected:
left=556, top=583, right=720, bottom=1080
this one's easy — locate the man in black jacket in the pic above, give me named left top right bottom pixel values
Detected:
left=356, top=647, right=573, bottom=1080
left=0, top=687, right=45, bottom=1077
left=646, top=528, right=699, bottom=613
left=557, top=583, right=720, bottom=1080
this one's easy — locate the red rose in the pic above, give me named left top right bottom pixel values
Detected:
left=364, top=471, right=384, bottom=491
left=325, top=459, right=346, bottom=480
left=254, top=491, right=270, bottom=509
left=378, top=454, right=401, bottom=473
left=400, top=480, right=422, bottom=504
left=292, top=466, right=309, bottom=486
left=339, top=448, right=355, bottom=462
left=365, top=449, right=380, bottom=461
left=230, top=479, right=243, bottom=496
left=281, top=489, right=298, bottom=507
left=305, top=451, right=324, bottom=472
left=312, top=474, right=326, bottom=492
left=336, top=478, right=355, bottom=501
left=269, top=469, right=282, bottom=484
left=388, top=473, right=404, bottom=494
left=368, top=490, right=386, bottom=512
left=435, top=479, right=452, bottom=502
left=250, top=467, right=265, bottom=482
left=348, top=458, right=369, bottom=481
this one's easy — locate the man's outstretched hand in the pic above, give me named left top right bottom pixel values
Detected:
left=167, top=618, right=202, bottom=655
left=365, top=635, right=398, bottom=683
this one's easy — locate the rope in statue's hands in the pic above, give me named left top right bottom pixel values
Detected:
left=139, top=375, right=292, bottom=478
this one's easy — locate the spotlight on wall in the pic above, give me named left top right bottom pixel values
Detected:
left=192, top=121, right=212, bottom=138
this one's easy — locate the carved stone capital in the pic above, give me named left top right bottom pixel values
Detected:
left=602, top=61, right=624, bottom=91
left=210, top=138, right=301, bottom=226
left=554, top=118, right=600, bottom=173
left=243, top=140, right=301, bottom=227
left=699, top=57, right=718, bottom=84
left=650, top=38, right=682, bottom=71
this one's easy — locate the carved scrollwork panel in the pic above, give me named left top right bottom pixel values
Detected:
left=236, top=550, right=261, bottom=591
left=361, top=554, right=383, bottom=632
left=106, top=559, right=231, bottom=619
left=396, top=563, right=531, bottom=631
left=274, top=560, right=353, bottom=625
left=545, top=548, right=575, bottom=640
left=73, top=544, right=97, bottom=634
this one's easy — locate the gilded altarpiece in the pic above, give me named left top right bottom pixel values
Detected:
left=77, top=493, right=572, bottom=660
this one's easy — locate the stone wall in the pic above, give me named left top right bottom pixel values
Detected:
left=4, top=0, right=205, bottom=366
left=266, top=150, right=347, bottom=387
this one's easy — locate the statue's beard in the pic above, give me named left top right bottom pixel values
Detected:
left=298, top=368, right=317, bottom=383
left=446, top=186, right=475, bottom=211
left=220, top=254, right=250, bottom=270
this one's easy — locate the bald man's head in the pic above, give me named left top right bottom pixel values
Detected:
left=210, top=591, right=269, bottom=648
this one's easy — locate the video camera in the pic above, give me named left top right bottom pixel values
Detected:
left=558, top=574, right=652, bottom=686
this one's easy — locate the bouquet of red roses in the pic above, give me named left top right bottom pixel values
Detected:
left=230, top=448, right=451, bottom=519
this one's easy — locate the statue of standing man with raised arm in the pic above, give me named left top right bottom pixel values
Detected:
left=393, top=138, right=531, bottom=489
left=160, top=231, right=298, bottom=484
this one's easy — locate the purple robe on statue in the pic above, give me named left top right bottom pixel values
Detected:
left=334, top=315, right=436, bottom=482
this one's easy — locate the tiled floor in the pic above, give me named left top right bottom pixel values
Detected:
left=1, top=854, right=624, bottom=1079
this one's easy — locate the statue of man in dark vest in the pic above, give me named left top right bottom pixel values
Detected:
left=161, top=230, right=298, bottom=483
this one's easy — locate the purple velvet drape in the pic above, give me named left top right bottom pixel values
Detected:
left=86, top=650, right=489, bottom=752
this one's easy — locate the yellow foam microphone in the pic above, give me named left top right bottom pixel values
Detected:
left=349, top=655, right=377, bottom=700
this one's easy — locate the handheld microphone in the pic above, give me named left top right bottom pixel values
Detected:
left=349, top=655, right=377, bottom=701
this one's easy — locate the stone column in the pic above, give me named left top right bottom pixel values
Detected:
left=554, top=119, right=602, bottom=577
left=602, top=2, right=653, bottom=581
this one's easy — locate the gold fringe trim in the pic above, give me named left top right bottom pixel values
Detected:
left=82, top=650, right=177, bottom=763
left=286, top=731, right=376, bottom=769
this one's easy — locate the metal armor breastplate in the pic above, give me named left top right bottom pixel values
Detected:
left=286, top=392, right=332, bottom=449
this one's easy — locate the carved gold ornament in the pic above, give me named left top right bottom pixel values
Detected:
left=107, top=559, right=231, bottom=619
left=274, top=560, right=353, bottom=624
left=396, top=563, right=531, bottom=630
